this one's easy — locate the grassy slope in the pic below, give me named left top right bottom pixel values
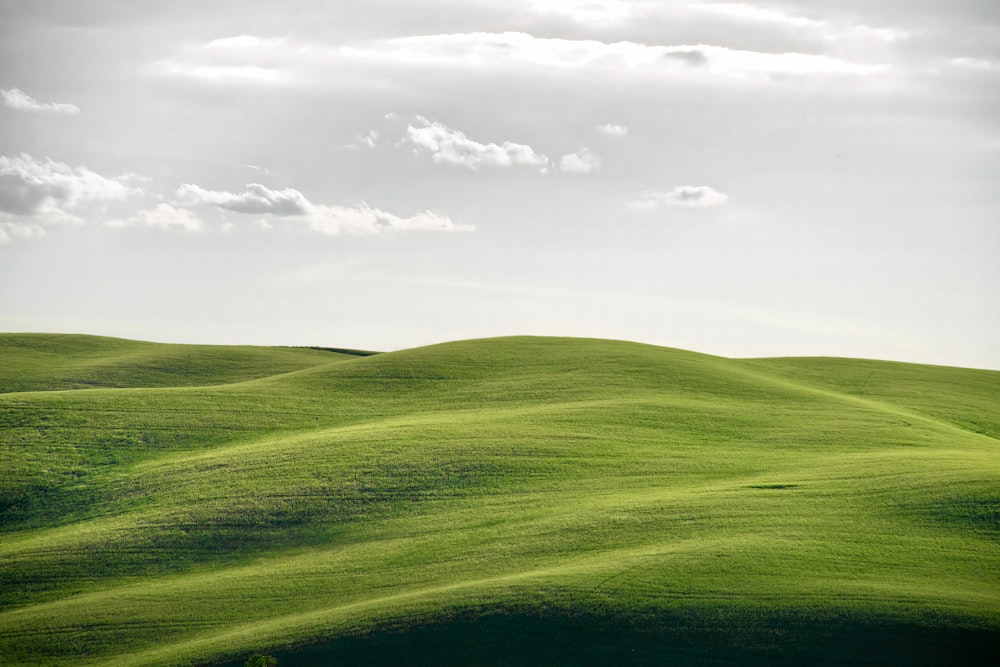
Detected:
left=0, top=334, right=349, bottom=393
left=0, top=335, right=997, bottom=665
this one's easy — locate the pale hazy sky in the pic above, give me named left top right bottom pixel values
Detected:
left=1, top=1, right=998, bottom=368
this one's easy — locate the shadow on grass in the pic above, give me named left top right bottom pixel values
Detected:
left=211, top=606, right=1000, bottom=666
left=0, top=460, right=522, bottom=606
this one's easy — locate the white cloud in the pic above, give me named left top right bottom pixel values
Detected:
left=949, top=57, right=997, bottom=72
left=558, top=148, right=601, bottom=174
left=153, top=36, right=292, bottom=84
left=154, top=28, right=888, bottom=92
left=596, top=123, right=629, bottom=137
left=156, top=63, right=285, bottom=83
left=526, top=0, right=641, bottom=25
left=1, top=88, right=80, bottom=115
left=0, top=221, right=46, bottom=245
left=204, top=35, right=287, bottom=50
left=691, top=3, right=824, bottom=30
left=848, top=25, right=909, bottom=43
left=107, top=203, right=202, bottom=232
left=405, top=117, right=550, bottom=171
left=347, top=33, right=887, bottom=79
left=176, top=183, right=310, bottom=215
left=628, top=185, right=730, bottom=210
left=691, top=4, right=909, bottom=45
left=345, top=130, right=380, bottom=150
left=115, top=172, right=153, bottom=186
left=307, top=203, right=473, bottom=236
left=0, top=153, right=134, bottom=217
left=176, top=181, right=471, bottom=235
left=521, top=0, right=908, bottom=48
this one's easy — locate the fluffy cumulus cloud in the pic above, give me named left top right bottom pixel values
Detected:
left=558, top=148, right=601, bottom=174
left=595, top=123, right=628, bottom=137
left=1, top=88, right=80, bottom=115
left=306, top=203, right=472, bottom=236
left=405, top=117, right=550, bottom=171
left=177, top=183, right=310, bottom=215
left=177, top=182, right=471, bottom=235
left=107, top=203, right=202, bottom=232
left=0, top=153, right=133, bottom=217
left=628, top=185, right=730, bottom=210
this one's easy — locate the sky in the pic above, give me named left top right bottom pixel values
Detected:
left=1, top=0, right=998, bottom=368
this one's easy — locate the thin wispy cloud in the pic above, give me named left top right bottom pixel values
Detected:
left=525, top=0, right=639, bottom=25
left=628, top=185, right=730, bottom=210
left=156, top=29, right=889, bottom=90
left=152, top=36, right=292, bottom=84
left=949, top=57, right=997, bottom=72
left=595, top=123, right=628, bottom=137
left=344, top=130, right=380, bottom=150
left=1, top=88, right=80, bottom=115
left=155, top=63, right=285, bottom=83
left=204, top=35, right=287, bottom=50
left=107, top=203, right=203, bottom=232
left=347, top=33, right=888, bottom=79
left=525, top=1, right=909, bottom=46
left=177, top=182, right=472, bottom=235
left=0, top=221, right=45, bottom=245
left=691, top=3, right=825, bottom=30
left=690, top=3, right=908, bottom=44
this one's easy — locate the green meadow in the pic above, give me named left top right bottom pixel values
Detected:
left=0, top=333, right=997, bottom=665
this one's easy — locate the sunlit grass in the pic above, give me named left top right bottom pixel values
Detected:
left=1, top=335, right=998, bottom=665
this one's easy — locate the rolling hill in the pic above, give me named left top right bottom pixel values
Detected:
left=0, top=334, right=998, bottom=665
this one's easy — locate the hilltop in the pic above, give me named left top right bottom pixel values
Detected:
left=1, top=334, right=998, bottom=665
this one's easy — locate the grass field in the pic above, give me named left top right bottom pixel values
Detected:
left=1, top=334, right=998, bottom=665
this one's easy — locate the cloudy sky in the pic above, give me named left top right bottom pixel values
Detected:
left=1, top=1, right=998, bottom=368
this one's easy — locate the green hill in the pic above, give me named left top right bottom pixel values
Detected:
left=0, top=334, right=352, bottom=393
left=0, top=334, right=997, bottom=665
